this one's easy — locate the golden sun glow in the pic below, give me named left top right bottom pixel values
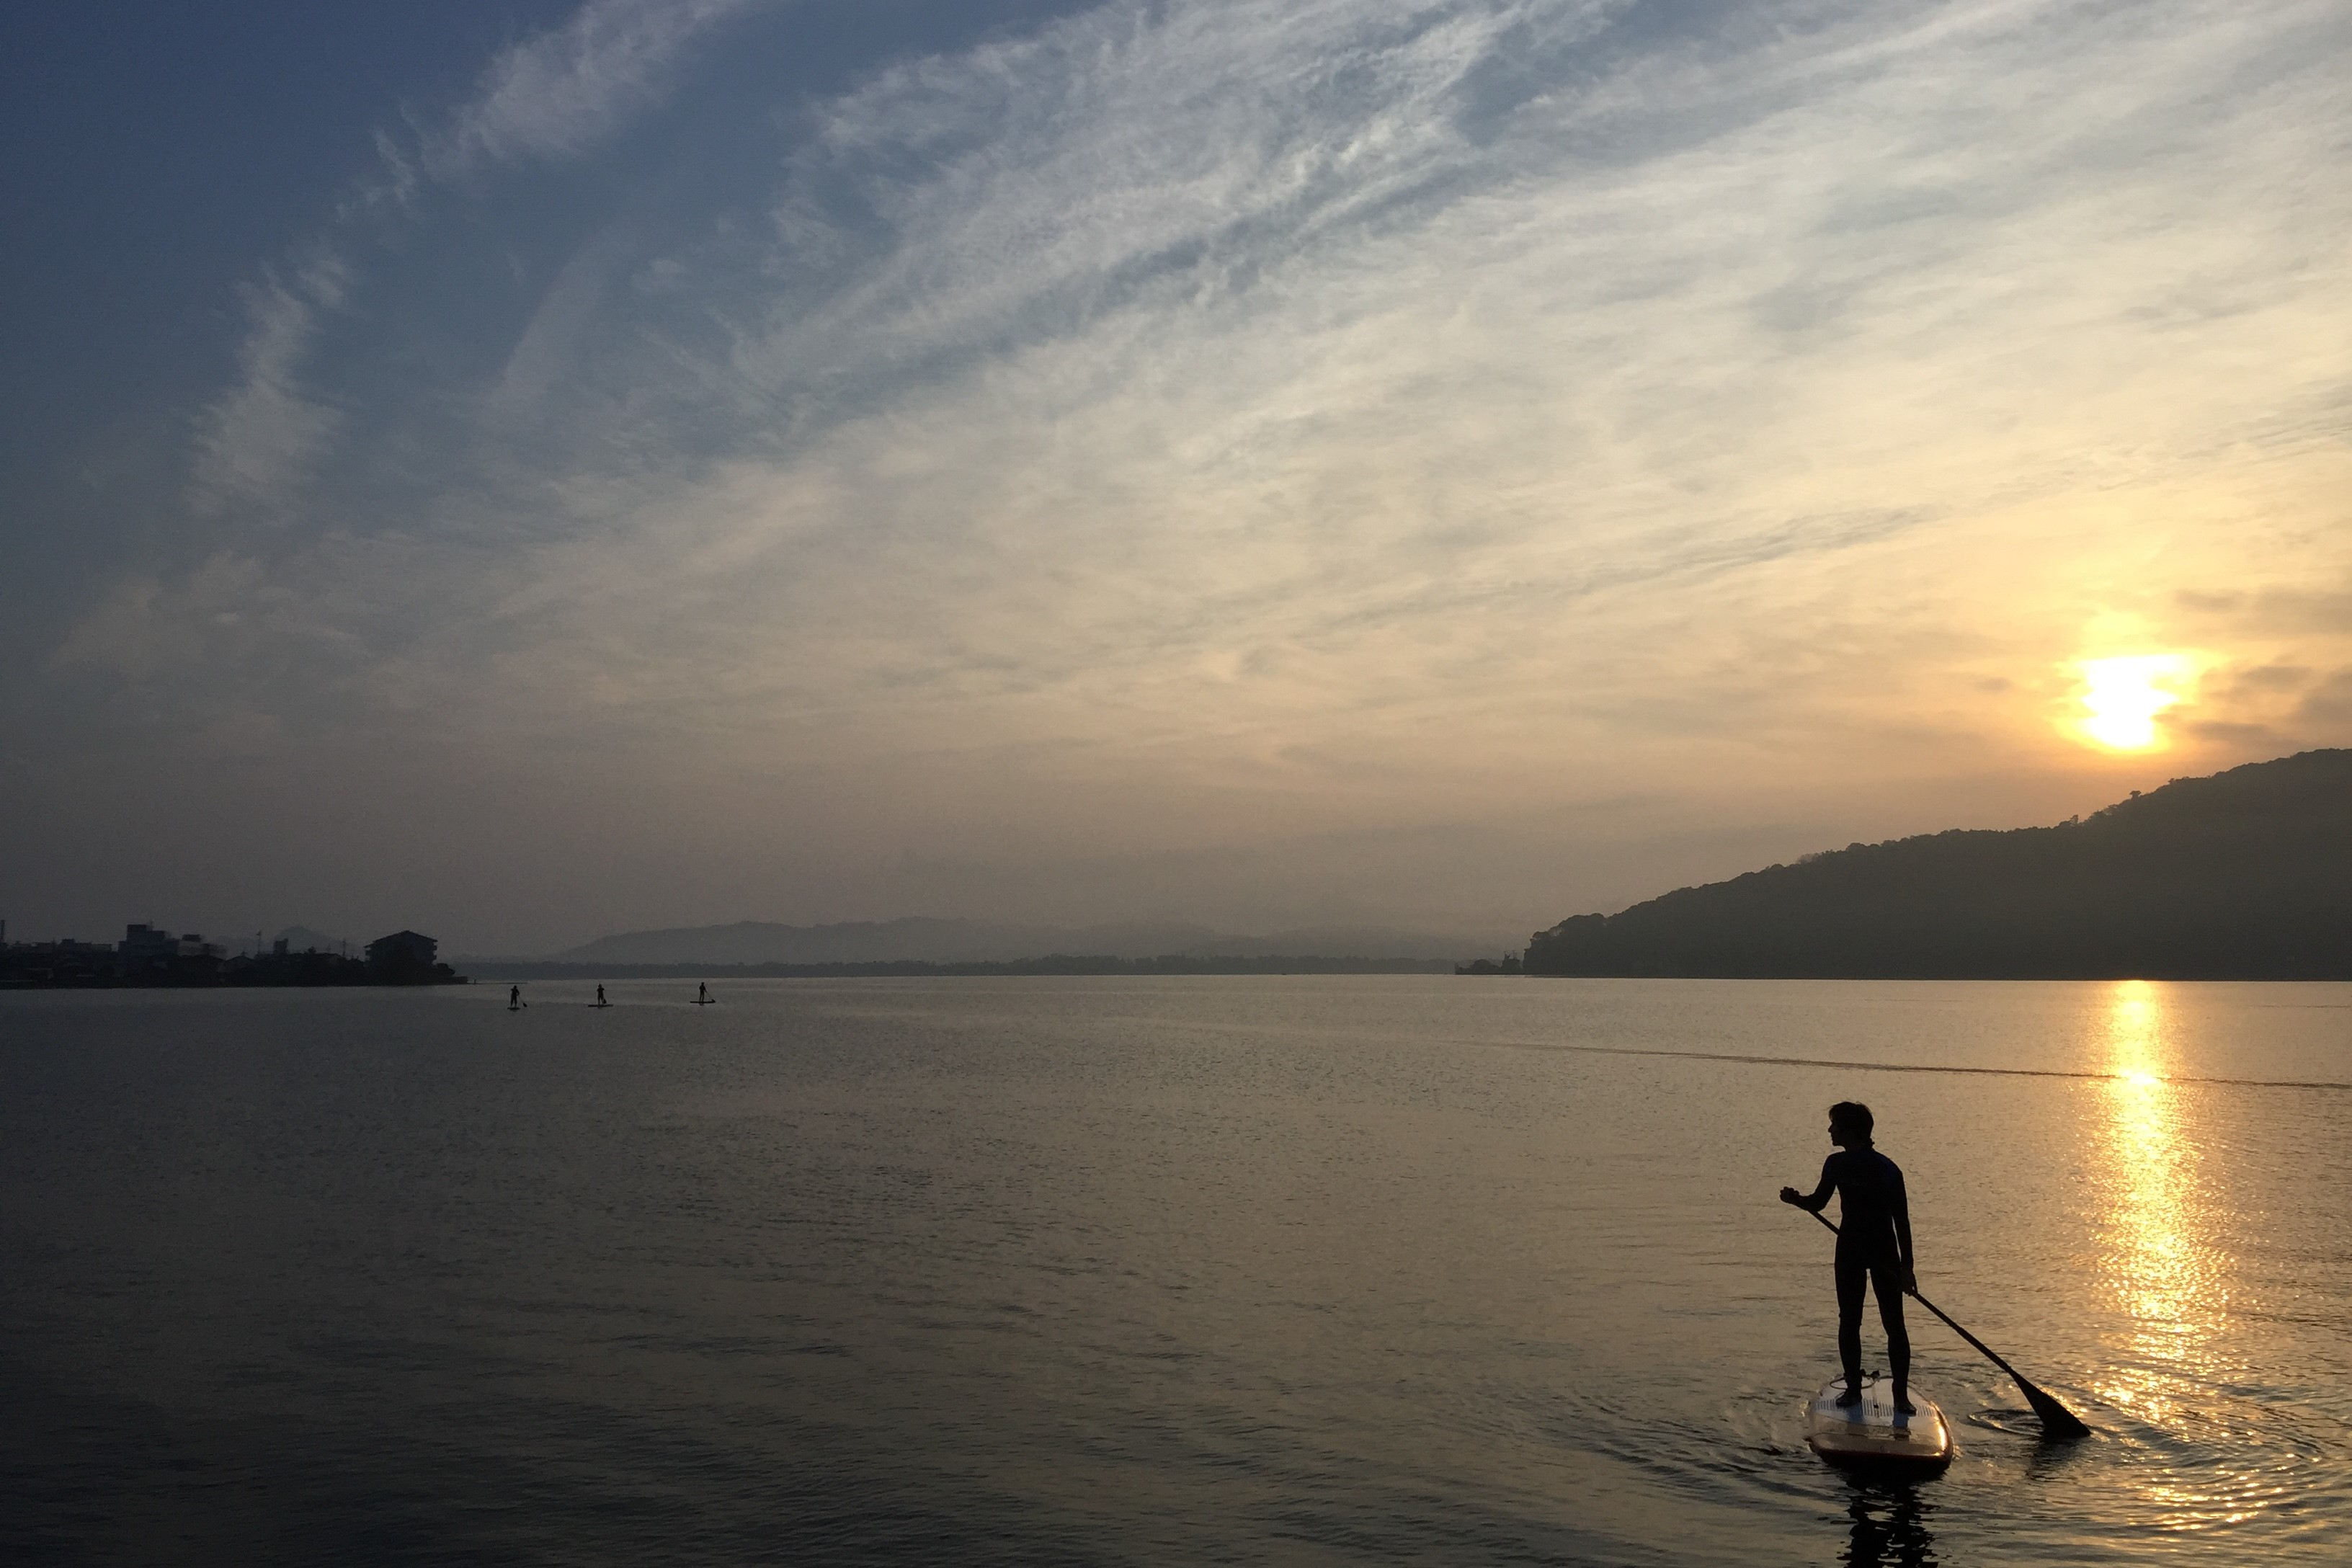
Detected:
left=2075, top=654, right=2193, bottom=751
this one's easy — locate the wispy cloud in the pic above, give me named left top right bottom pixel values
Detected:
left=187, top=0, right=769, bottom=520
left=422, top=0, right=770, bottom=177
left=45, top=0, right=2352, bottom=937
left=473, top=0, right=2349, bottom=733
left=186, top=256, right=348, bottom=517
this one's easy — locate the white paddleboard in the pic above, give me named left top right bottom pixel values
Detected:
left=1805, top=1374, right=1953, bottom=1472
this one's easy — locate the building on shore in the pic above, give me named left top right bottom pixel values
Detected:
left=365, top=930, right=459, bottom=985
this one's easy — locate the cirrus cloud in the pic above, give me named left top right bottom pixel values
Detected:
left=27, top=0, right=2352, bottom=946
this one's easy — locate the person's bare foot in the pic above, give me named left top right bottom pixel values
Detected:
left=1892, top=1387, right=1917, bottom=1415
left=1835, top=1383, right=1864, bottom=1407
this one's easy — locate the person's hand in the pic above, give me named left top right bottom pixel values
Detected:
left=1902, top=1268, right=1918, bottom=1295
left=1778, top=1187, right=1801, bottom=1206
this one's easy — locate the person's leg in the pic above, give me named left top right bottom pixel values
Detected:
left=1835, top=1250, right=1867, bottom=1402
left=1871, top=1260, right=1913, bottom=1413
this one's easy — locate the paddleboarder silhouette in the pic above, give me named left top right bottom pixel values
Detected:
left=1781, top=1101, right=1916, bottom=1412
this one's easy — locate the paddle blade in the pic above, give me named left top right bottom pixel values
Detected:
left=1903, top=1286, right=2093, bottom=1442
left=2016, top=1376, right=2091, bottom=1440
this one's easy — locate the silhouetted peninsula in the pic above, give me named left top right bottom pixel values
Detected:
left=1525, top=750, right=2352, bottom=979
left=0, top=925, right=466, bottom=989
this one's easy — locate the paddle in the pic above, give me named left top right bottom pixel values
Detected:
left=1801, top=1208, right=2091, bottom=1440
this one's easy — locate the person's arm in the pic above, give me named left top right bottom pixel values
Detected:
left=1892, top=1163, right=1916, bottom=1289
left=1780, top=1154, right=1839, bottom=1213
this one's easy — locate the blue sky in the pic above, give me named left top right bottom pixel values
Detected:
left=4, top=0, right=2348, bottom=952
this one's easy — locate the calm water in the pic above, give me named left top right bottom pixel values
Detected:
left=3, top=977, right=2348, bottom=1564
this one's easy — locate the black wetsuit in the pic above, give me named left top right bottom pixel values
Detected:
left=1794, top=1146, right=1913, bottom=1391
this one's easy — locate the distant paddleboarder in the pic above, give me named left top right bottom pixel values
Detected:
left=595, top=984, right=609, bottom=1007
left=509, top=984, right=525, bottom=1011
left=1781, top=1102, right=1916, bottom=1413
left=694, top=981, right=713, bottom=1005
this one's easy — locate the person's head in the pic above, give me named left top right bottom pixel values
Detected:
left=1827, top=1101, right=1874, bottom=1147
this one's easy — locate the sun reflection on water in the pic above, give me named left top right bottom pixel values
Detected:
left=2088, top=980, right=2250, bottom=1526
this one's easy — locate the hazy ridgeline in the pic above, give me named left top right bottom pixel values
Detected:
left=1528, top=750, right=2352, bottom=979
left=473, top=955, right=1457, bottom=981
left=537, top=919, right=1499, bottom=968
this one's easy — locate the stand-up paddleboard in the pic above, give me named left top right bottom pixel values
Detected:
left=691, top=997, right=716, bottom=1005
left=1806, top=1374, right=1952, bottom=1473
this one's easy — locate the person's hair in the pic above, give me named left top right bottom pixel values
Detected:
left=1829, top=1101, right=1874, bottom=1138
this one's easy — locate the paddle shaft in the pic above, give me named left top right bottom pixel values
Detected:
left=1799, top=1206, right=2090, bottom=1438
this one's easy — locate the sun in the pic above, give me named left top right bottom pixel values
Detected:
left=2075, top=655, right=2192, bottom=751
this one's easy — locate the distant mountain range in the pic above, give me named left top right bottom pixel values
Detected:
left=275, top=926, right=351, bottom=955
left=1526, top=749, right=2352, bottom=979
left=528, top=917, right=1509, bottom=966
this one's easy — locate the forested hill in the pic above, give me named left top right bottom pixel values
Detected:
left=1525, top=750, right=2352, bottom=979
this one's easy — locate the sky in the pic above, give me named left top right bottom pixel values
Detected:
left=2, top=0, right=2348, bottom=955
